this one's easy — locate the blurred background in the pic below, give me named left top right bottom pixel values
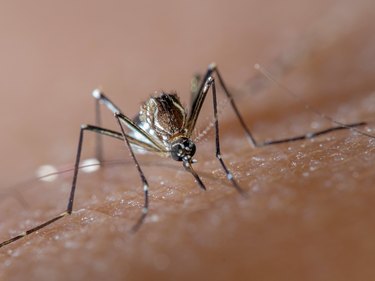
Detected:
left=0, top=0, right=375, bottom=280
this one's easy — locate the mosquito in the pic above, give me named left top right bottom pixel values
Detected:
left=0, top=63, right=367, bottom=248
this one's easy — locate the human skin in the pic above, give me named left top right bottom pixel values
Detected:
left=1, top=1, right=375, bottom=281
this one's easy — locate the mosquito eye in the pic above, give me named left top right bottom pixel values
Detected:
left=171, top=143, right=184, bottom=161
left=170, top=138, right=196, bottom=161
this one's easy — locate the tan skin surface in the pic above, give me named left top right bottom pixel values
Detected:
left=1, top=1, right=375, bottom=280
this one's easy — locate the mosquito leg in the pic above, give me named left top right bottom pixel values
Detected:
left=190, top=73, right=202, bottom=108
left=93, top=89, right=104, bottom=162
left=186, top=68, right=247, bottom=194
left=93, top=91, right=165, bottom=152
left=187, top=64, right=258, bottom=148
left=208, top=64, right=259, bottom=147
left=92, top=89, right=123, bottom=115
left=204, top=76, right=247, bottom=196
left=261, top=122, right=366, bottom=146
left=0, top=125, right=124, bottom=248
left=92, top=89, right=125, bottom=162
left=67, top=125, right=125, bottom=213
left=0, top=212, right=69, bottom=248
left=115, top=113, right=149, bottom=232
left=209, top=64, right=368, bottom=146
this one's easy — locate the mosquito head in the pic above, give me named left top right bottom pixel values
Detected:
left=170, top=137, right=196, bottom=162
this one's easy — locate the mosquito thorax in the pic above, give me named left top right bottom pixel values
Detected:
left=170, top=137, right=196, bottom=161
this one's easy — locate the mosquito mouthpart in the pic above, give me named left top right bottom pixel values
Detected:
left=182, top=159, right=206, bottom=190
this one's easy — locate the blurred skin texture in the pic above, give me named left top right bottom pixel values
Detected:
left=1, top=0, right=375, bottom=280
